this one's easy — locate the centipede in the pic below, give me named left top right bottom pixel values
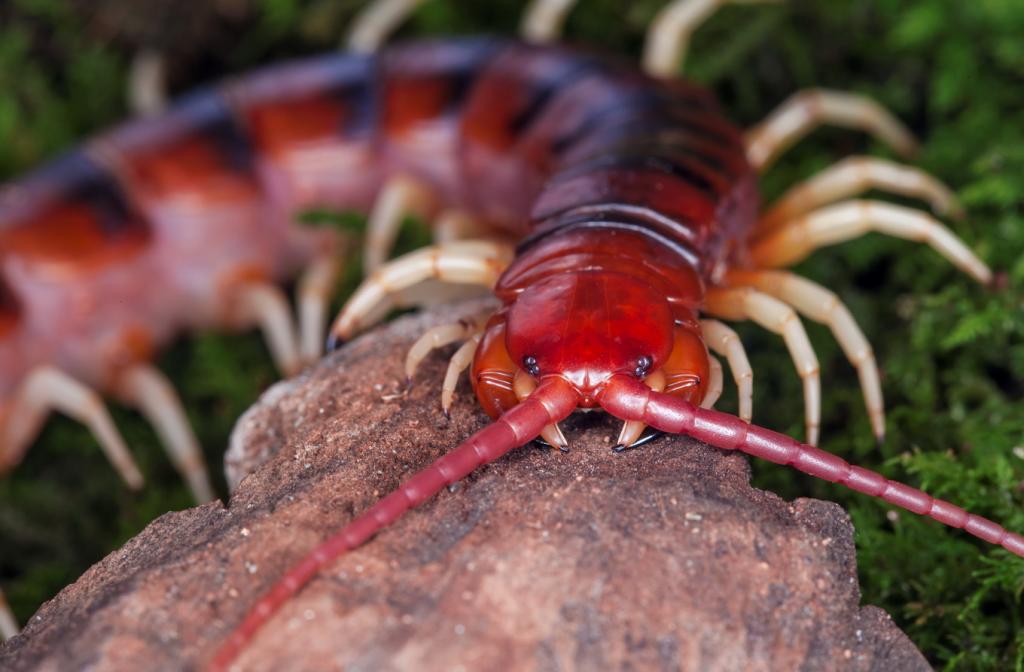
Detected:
left=0, top=0, right=1019, bottom=668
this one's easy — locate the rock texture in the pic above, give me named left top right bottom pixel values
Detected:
left=0, top=300, right=930, bottom=672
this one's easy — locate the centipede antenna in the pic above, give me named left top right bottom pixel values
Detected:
left=520, top=0, right=578, bottom=43
left=0, top=367, right=144, bottom=490
left=0, top=587, right=18, bottom=641
left=346, top=0, right=425, bottom=52
left=117, top=364, right=215, bottom=504
left=209, top=377, right=579, bottom=671
left=600, top=375, right=1024, bottom=559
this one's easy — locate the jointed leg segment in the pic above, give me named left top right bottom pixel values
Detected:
left=705, top=287, right=821, bottom=445
left=750, top=200, right=992, bottom=284
left=700, top=319, right=753, bottom=421
left=0, top=367, right=143, bottom=490
left=746, top=89, right=919, bottom=172
left=758, top=156, right=964, bottom=236
left=726, top=270, right=885, bottom=440
left=331, top=240, right=513, bottom=341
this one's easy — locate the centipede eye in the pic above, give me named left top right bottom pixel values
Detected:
left=523, top=355, right=540, bottom=376
left=635, top=355, right=652, bottom=378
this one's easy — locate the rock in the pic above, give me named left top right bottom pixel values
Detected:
left=0, top=300, right=929, bottom=672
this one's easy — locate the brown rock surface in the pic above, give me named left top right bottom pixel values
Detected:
left=0, top=300, right=929, bottom=672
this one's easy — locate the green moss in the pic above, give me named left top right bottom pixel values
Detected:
left=1, top=1, right=1022, bottom=668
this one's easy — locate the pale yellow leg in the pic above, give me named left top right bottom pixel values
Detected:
left=116, top=364, right=215, bottom=504
left=330, top=240, right=514, bottom=341
left=749, top=200, right=992, bottom=284
left=233, top=283, right=303, bottom=377
left=700, top=355, right=724, bottom=409
left=346, top=0, right=424, bottom=52
left=0, top=587, right=18, bottom=641
left=297, top=246, right=344, bottom=364
left=128, top=49, right=166, bottom=116
left=0, top=367, right=144, bottom=490
left=726, top=269, right=885, bottom=440
left=433, top=209, right=486, bottom=245
left=643, top=0, right=781, bottom=77
left=745, top=89, right=919, bottom=172
left=705, top=287, right=821, bottom=445
left=364, top=175, right=436, bottom=273
left=521, top=0, right=578, bottom=42
left=758, top=156, right=964, bottom=237
left=514, top=369, right=567, bottom=449
left=700, top=319, right=753, bottom=421
left=443, top=334, right=483, bottom=418
left=405, top=313, right=490, bottom=384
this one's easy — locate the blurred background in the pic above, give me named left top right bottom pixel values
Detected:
left=0, top=0, right=1022, bottom=668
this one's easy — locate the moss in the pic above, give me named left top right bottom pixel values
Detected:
left=0, top=1, right=1022, bottom=668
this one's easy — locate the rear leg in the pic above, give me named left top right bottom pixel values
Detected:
left=329, top=240, right=514, bottom=343
left=746, top=90, right=919, bottom=172
left=726, top=270, right=885, bottom=441
left=0, top=367, right=143, bottom=490
left=749, top=200, right=992, bottom=284
left=115, top=364, right=215, bottom=503
left=705, top=287, right=821, bottom=445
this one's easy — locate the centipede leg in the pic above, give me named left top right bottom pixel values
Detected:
left=128, top=48, right=167, bottom=116
left=115, top=364, right=215, bottom=504
left=757, top=156, right=964, bottom=237
left=364, top=175, right=436, bottom=273
left=0, top=367, right=143, bottom=490
left=231, top=283, right=303, bottom=377
left=433, top=209, right=485, bottom=245
left=405, top=313, right=490, bottom=385
left=521, top=0, right=578, bottom=43
left=298, top=240, right=345, bottom=364
left=745, top=89, right=919, bottom=172
left=705, top=287, right=821, bottom=445
left=330, top=240, right=514, bottom=342
left=700, top=319, right=753, bottom=422
left=749, top=200, right=993, bottom=284
left=726, top=269, right=885, bottom=441
left=701, top=356, right=724, bottom=408
left=346, top=0, right=425, bottom=52
left=0, top=587, right=18, bottom=641
left=643, top=0, right=782, bottom=77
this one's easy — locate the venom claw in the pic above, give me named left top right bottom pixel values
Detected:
left=612, top=443, right=627, bottom=453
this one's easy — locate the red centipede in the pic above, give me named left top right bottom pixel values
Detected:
left=0, top=0, right=1018, bottom=666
